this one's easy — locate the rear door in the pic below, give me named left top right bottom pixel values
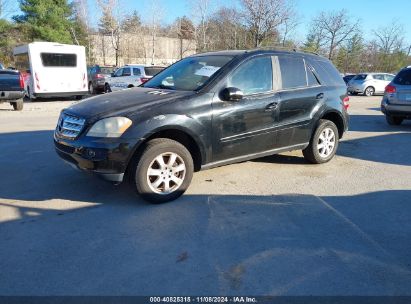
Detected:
left=35, top=52, right=82, bottom=93
left=275, top=56, right=323, bottom=147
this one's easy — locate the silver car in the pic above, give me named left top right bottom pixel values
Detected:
left=381, top=67, right=411, bottom=125
left=348, top=73, right=395, bottom=96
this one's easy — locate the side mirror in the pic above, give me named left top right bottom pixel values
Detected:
left=111, top=72, right=115, bottom=77
left=220, top=87, right=244, bottom=102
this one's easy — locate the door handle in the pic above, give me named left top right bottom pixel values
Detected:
left=265, top=102, right=278, bottom=111
left=316, top=93, right=324, bottom=100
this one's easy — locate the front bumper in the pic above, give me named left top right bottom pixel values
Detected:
left=54, top=132, right=140, bottom=183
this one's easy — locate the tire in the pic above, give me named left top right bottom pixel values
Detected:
left=104, top=83, right=111, bottom=93
left=11, top=99, right=23, bottom=111
left=132, top=138, right=194, bottom=203
left=27, top=87, right=36, bottom=102
left=386, top=115, right=403, bottom=125
left=88, top=82, right=95, bottom=94
left=303, top=119, right=339, bottom=164
left=364, top=86, right=375, bottom=96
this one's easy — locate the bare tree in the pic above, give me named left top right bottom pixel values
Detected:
left=278, top=2, right=299, bottom=47
left=189, top=0, right=213, bottom=51
left=146, top=0, right=164, bottom=65
left=373, top=22, right=404, bottom=54
left=97, top=0, right=125, bottom=66
left=240, top=0, right=291, bottom=47
left=310, top=9, right=360, bottom=60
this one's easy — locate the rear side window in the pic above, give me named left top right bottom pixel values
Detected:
left=373, top=74, right=384, bottom=80
left=278, top=56, right=307, bottom=89
left=144, top=67, right=164, bottom=76
left=228, top=56, right=273, bottom=95
left=133, top=68, right=141, bottom=76
left=385, top=74, right=394, bottom=81
left=311, top=60, right=344, bottom=86
left=41, top=53, right=77, bottom=67
left=393, top=70, right=411, bottom=85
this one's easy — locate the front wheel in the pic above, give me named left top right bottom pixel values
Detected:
left=303, top=119, right=339, bottom=164
left=104, top=83, right=111, bottom=93
left=364, top=86, right=375, bottom=96
left=132, top=138, right=194, bottom=203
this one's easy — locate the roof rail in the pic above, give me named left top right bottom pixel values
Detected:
left=252, top=45, right=319, bottom=56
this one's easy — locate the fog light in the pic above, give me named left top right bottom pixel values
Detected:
left=86, top=149, right=96, bottom=158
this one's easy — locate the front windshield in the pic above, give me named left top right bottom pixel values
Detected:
left=143, top=55, right=234, bottom=91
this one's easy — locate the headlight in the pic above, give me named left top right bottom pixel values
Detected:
left=87, top=117, right=132, bottom=138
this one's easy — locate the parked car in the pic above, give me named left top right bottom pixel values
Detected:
left=348, top=73, right=395, bottom=96
left=0, top=69, right=25, bottom=111
left=87, top=65, right=116, bottom=94
left=343, top=74, right=356, bottom=85
left=381, top=66, right=411, bottom=125
left=106, top=65, right=164, bottom=92
left=54, top=49, right=349, bottom=203
left=13, top=42, right=88, bottom=101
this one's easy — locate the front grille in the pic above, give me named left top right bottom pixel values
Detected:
left=56, top=113, right=86, bottom=139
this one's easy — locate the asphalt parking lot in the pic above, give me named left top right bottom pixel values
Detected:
left=0, top=95, right=411, bottom=296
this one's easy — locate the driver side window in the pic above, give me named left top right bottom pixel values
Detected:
left=227, top=56, right=273, bottom=95
left=114, top=68, right=123, bottom=77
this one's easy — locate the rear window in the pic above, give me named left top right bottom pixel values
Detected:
left=144, top=67, right=164, bottom=76
left=100, top=67, right=115, bottom=75
left=353, top=74, right=367, bottom=81
left=41, top=53, right=77, bottom=67
left=310, top=60, right=345, bottom=86
left=393, top=70, right=411, bottom=85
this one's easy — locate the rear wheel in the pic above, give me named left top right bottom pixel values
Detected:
left=364, top=86, right=375, bottom=96
left=88, top=82, right=95, bottom=94
left=386, top=115, right=403, bottom=125
left=11, top=99, right=23, bottom=111
left=303, top=119, right=339, bottom=164
left=132, top=138, right=194, bottom=204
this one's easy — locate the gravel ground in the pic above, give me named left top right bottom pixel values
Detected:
left=0, top=95, right=410, bottom=295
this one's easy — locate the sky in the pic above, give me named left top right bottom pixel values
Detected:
left=10, top=0, right=411, bottom=44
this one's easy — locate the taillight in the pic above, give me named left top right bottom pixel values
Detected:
left=385, top=85, right=396, bottom=94
left=19, top=73, right=24, bottom=89
left=95, top=74, right=104, bottom=79
left=140, top=77, right=150, bottom=83
left=35, top=72, right=40, bottom=90
left=343, top=96, right=349, bottom=110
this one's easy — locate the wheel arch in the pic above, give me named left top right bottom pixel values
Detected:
left=319, top=110, right=345, bottom=138
left=126, top=126, right=205, bottom=176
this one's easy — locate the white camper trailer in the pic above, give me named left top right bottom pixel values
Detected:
left=13, top=42, right=88, bottom=100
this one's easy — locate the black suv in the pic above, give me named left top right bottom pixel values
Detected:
left=54, top=50, right=349, bottom=203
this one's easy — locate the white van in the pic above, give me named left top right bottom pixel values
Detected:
left=13, top=42, right=88, bottom=100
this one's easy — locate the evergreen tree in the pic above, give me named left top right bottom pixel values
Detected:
left=14, top=0, right=74, bottom=43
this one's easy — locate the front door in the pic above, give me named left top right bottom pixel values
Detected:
left=212, top=55, right=280, bottom=162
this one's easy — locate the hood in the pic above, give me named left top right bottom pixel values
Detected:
left=65, top=87, right=194, bottom=120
